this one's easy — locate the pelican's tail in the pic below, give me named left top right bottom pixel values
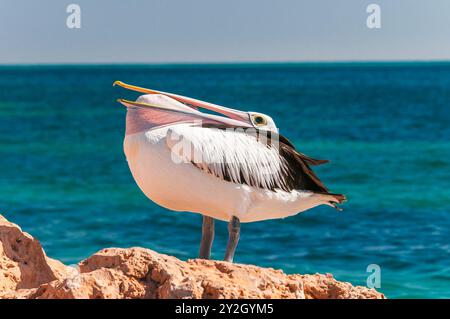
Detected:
left=316, top=192, right=347, bottom=211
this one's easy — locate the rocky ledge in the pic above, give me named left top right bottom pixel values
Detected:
left=0, top=215, right=384, bottom=299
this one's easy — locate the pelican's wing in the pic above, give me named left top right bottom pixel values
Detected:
left=165, top=124, right=340, bottom=197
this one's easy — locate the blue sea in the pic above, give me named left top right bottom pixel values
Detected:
left=1, top=63, right=449, bottom=298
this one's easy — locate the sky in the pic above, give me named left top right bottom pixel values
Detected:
left=1, top=0, right=449, bottom=64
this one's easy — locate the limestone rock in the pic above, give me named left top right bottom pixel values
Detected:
left=0, top=215, right=67, bottom=298
left=0, top=215, right=385, bottom=299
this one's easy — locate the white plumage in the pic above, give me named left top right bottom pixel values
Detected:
left=166, top=124, right=291, bottom=191
left=124, top=124, right=337, bottom=223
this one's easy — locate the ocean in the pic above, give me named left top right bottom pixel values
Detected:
left=0, top=63, right=449, bottom=298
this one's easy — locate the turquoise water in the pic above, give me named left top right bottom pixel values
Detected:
left=1, top=63, right=449, bottom=298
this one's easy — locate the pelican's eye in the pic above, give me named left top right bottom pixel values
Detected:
left=252, top=114, right=268, bottom=126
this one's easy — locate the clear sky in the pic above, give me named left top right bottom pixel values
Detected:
left=1, top=0, right=449, bottom=64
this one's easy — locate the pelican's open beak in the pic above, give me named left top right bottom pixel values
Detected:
left=117, top=98, right=173, bottom=111
left=113, top=80, right=249, bottom=123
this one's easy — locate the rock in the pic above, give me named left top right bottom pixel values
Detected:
left=0, top=215, right=385, bottom=299
left=0, top=215, right=67, bottom=298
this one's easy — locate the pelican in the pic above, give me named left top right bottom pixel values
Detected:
left=113, top=81, right=346, bottom=262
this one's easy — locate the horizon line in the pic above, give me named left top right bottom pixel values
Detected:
left=1, top=59, right=450, bottom=67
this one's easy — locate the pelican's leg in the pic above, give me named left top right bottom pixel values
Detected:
left=199, top=215, right=215, bottom=259
left=224, top=216, right=240, bottom=262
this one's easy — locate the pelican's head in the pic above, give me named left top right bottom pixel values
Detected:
left=113, top=81, right=278, bottom=135
left=247, top=112, right=277, bottom=133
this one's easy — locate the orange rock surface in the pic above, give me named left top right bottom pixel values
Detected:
left=0, top=215, right=385, bottom=299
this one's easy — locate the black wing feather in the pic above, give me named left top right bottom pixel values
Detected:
left=200, top=123, right=339, bottom=195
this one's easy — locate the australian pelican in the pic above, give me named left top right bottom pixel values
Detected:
left=114, top=81, right=346, bottom=262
